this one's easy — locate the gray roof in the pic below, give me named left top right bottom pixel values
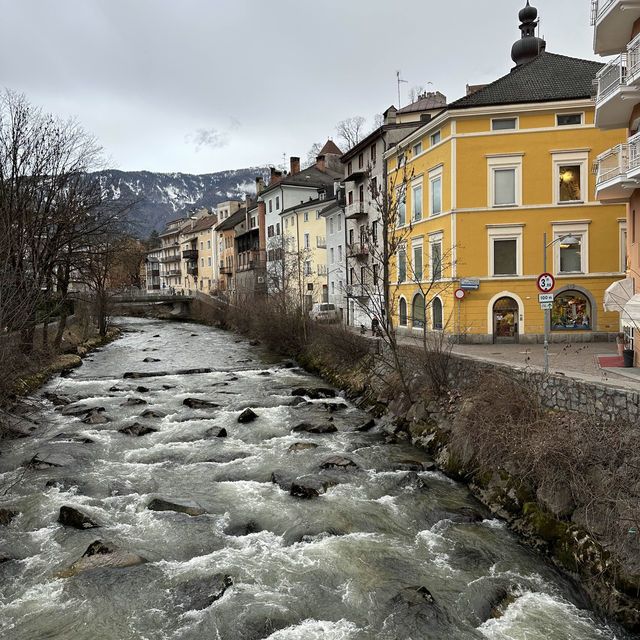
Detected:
left=216, top=207, right=246, bottom=232
left=447, top=52, right=603, bottom=110
left=260, top=164, right=340, bottom=197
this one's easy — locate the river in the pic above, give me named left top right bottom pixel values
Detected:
left=0, top=317, right=629, bottom=639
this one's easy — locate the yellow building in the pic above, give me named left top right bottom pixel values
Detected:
left=180, top=213, right=217, bottom=294
left=386, top=5, right=627, bottom=343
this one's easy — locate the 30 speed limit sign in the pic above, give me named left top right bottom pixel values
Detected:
left=537, top=273, right=555, bottom=293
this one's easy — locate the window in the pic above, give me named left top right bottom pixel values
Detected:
left=430, top=130, right=441, bottom=146
left=337, top=216, right=342, bottom=231
left=285, top=218, right=288, bottom=229
left=207, top=240, right=211, bottom=249
left=200, top=258, right=204, bottom=267
left=316, top=211, right=321, bottom=220
left=559, top=235, right=582, bottom=273
left=276, top=223, right=280, bottom=235
left=492, top=117, right=517, bottom=130
left=372, top=220, right=378, bottom=245
left=413, top=142, right=422, bottom=156
left=398, top=249, right=407, bottom=282
left=338, top=245, right=343, bottom=261
left=348, top=191, right=353, bottom=205
left=269, top=200, right=273, bottom=213
left=358, top=153, right=363, bottom=169
left=398, top=152, right=405, bottom=167
left=207, top=257, right=211, bottom=266
left=360, top=266, right=366, bottom=287
left=557, top=113, right=582, bottom=126
left=399, top=298, right=408, bottom=326
left=267, top=225, right=274, bottom=237
left=412, top=293, right=425, bottom=328
left=413, top=243, right=423, bottom=280
left=200, top=241, right=204, bottom=250
left=349, top=228, right=354, bottom=245
left=373, top=263, right=379, bottom=287
left=487, top=224, right=523, bottom=277
left=371, top=176, right=378, bottom=197
left=275, top=196, right=280, bottom=209
left=371, top=144, right=376, bottom=163
left=331, top=281, right=335, bottom=294
left=359, top=185, right=364, bottom=202
left=304, top=232, right=310, bottom=249
left=329, top=218, right=334, bottom=235
left=304, top=260, right=312, bottom=276
left=430, top=175, right=442, bottom=216
left=397, top=189, right=406, bottom=226
left=412, top=184, right=423, bottom=221
left=250, top=216, right=256, bottom=227
left=487, top=154, right=522, bottom=207
left=330, top=247, right=335, bottom=264
left=620, top=222, right=628, bottom=272
left=558, top=165, right=581, bottom=202
left=431, top=297, right=443, bottom=330
left=430, top=240, right=442, bottom=280
left=303, top=211, right=309, bottom=222
left=551, top=291, right=591, bottom=330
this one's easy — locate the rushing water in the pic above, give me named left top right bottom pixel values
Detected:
left=0, top=318, right=630, bottom=640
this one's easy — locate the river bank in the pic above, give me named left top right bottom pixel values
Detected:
left=189, top=297, right=640, bottom=635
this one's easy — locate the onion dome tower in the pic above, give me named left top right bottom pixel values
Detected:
left=511, top=1, right=546, bottom=67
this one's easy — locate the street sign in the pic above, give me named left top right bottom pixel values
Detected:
left=540, top=302, right=553, bottom=310
left=537, top=273, right=555, bottom=292
left=460, top=278, right=480, bottom=290
left=454, top=288, right=466, bottom=300
left=538, top=293, right=554, bottom=303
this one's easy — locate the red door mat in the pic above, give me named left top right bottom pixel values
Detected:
left=598, top=355, right=624, bottom=368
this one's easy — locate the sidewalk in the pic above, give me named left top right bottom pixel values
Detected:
left=386, top=331, right=640, bottom=392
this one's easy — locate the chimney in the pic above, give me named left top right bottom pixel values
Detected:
left=316, top=154, right=326, bottom=173
left=383, top=106, right=397, bottom=125
left=255, top=176, right=264, bottom=194
left=269, top=167, right=282, bottom=185
left=290, top=156, right=300, bottom=176
left=258, top=201, right=266, bottom=253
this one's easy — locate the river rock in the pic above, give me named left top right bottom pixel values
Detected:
left=291, top=387, right=336, bottom=400
left=147, top=498, right=206, bottom=516
left=123, top=371, right=169, bottom=379
left=28, top=453, right=75, bottom=469
left=224, top=520, right=262, bottom=536
left=82, top=408, right=111, bottom=424
left=0, top=509, right=16, bottom=525
left=58, top=540, right=145, bottom=577
left=140, top=409, right=166, bottom=419
left=121, top=397, right=148, bottom=406
left=135, top=386, right=150, bottom=393
left=204, top=426, right=227, bottom=438
left=143, top=357, right=161, bottom=362
left=291, top=422, right=337, bottom=434
left=176, top=368, right=213, bottom=375
left=424, top=507, right=485, bottom=528
left=320, top=456, right=358, bottom=470
left=109, top=386, right=123, bottom=392
left=271, top=470, right=296, bottom=491
left=290, top=476, right=333, bottom=499
left=238, top=408, right=258, bottom=423
left=394, top=459, right=428, bottom=472
left=119, top=423, right=157, bottom=436
left=288, top=442, right=319, bottom=452
left=43, top=392, right=73, bottom=406
left=283, top=524, right=346, bottom=545
left=290, top=396, right=309, bottom=406
left=258, top=371, right=271, bottom=376
left=52, top=433, right=94, bottom=444
left=173, top=574, right=233, bottom=610
left=355, top=419, right=376, bottom=432
left=58, top=505, right=99, bottom=529
left=183, top=398, right=219, bottom=409
left=321, top=402, right=348, bottom=412
left=249, top=340, right=260, bottom=346
left=62, top=404, right=102, bottom=417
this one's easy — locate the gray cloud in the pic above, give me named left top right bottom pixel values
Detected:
left=187, top=127, right=231, bottom=152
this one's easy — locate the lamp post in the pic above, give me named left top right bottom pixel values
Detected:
left=542, top=232, right=580, bottom=374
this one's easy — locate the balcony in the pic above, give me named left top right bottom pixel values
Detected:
left=316, top=236, right=326, bottom=249
left=160, top=254, right=180, bottom=264
left=236, top=249, right=265, bottom=272
left=187, top=266, right=198, bottom=276
left=165, top=269, right=181, bottom=277
left=345, top=200, right=372, bottom=219
left=594, top=136, right=640, bottom=201
left=182, top=249, right=198, bottom=260
left=347, top=242, right=370, bottom=259
left=317, top=264, right=328, bottom=276
left=219, top=264, right=233, bottom=275
left=594, top=49, right=640, bottom=130
left=591, top=0, right=640, bottom=56
left=346, top=284, right=367, bottom=300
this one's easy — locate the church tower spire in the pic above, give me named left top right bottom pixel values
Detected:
left=511, top=1, right=546, bottom=67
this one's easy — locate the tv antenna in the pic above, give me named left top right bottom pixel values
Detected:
left=396, top=70, right=408, bottom=108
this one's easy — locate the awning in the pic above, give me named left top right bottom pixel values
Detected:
left=622, top=293, right=640, bottom=323
left=603, top=277, right=634, bottom=313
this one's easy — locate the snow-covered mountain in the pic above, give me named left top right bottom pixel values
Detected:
left=93, top=167, right=269, bottom=237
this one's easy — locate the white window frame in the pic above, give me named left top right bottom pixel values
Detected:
left=430, top=130, right=441, bottom=146
left=428, top=231, right=443, bottom=281
left=556, top=112, right=584, bottom=127
left=330, top=247, right=335, bottom=264
left=329, top=217, right=334, bottom=235
left=620, top=219, right=628, bottom=272
left=552, top=221, right=590, bottom=275
left=396, top=186, right=407, bottom=227
left=304, top=232, right=310, bottom=250
left=412, top=239, right=424, bottom=282
left=429, top=165, right=443, bottom=216
left=303, top=211, right=309, bottom=222
left=411, top=178, right=423, bottom=222
left=551, top=150, right=588, bottom=205
left=397, top=245, right=407, bottom=283
left=487, top=153, right=523, bottom=208
left=487, top=224, right=524, bottom=277
left=413, top=141, right=422, bottom=156
left=491, top=116, right=518, bottom=131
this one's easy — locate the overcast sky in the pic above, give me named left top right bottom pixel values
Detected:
left=0, top=0, right=600, bottom=174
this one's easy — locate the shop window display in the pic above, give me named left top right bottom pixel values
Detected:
left=551, top=291, right=591, bottom=331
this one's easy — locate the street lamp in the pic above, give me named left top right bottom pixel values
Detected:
left=542, top=232, right=580, bottom=374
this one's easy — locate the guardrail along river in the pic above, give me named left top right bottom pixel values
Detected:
left=0, top=318, right=629, bottom=639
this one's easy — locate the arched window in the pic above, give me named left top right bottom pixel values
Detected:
left=432, top=297, right=443, bottom=330
left=551, top=291, right=591, bottom=331
left=399, top=298, right=408, bottom=326
left=412, top=293, right=425, bottom=328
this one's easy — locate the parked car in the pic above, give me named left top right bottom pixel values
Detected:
left=309, top=302, right=340, bottom=323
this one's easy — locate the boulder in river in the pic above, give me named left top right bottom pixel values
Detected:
left=58, top=505, right=99, bottom=529
left=355, top=419, right=376, bottom=432
left=224, top=520, right=262, bottom=536
left=289, top=396, right=309, bottom=406
left=173, top=574, right=233, bottom=610
left=62, top=404, right=102, bottom=417
left=271, top=470, right=296, bottom=491
left=147, top=498, right=206, bottom=516
left=424, top=506, right=486, bottom=528
left=51, top=433, right=94, bottom=444
left=142, top=357, right=161, bottom=363
left=237, top=408, right=258, bottom=424
left=290, top=476, right=333, bottom=499
left=82, top=408, right=111, bottom=424
left=43, top=392, right=73, bottom=406
left=123, top=371, right=169, bottom=379
left=140, top=409, right=166, bottom=419
left=288, top=442, right=319, bottom=452
left=291, top=387, right=336, bottom=400
left=0, top=509, right=16, bottom=525
left=119, top=423, right=158, bottom=437
left=28, top=453, right=75, bottom=469
left=135, top=386, right=150, bottom=393
left=320, top=456, right=358, bottom=470
left=121, top=397, right=148, bottom=407
left=291, top=422, right=337, bottom=434
left=175, top=368, right=213, bottom=375
left=57, top=540, right=145, bottom=578
left=204, top=426, right=227, bottom=438
left=183, top=398, right=219, bottom=409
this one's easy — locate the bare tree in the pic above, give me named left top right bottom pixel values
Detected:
left=303, top=142, right=323, bottom=169
left=336, top=116, right=366, bottom=150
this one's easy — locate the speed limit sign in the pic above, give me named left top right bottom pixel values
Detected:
left=537, top=273, right=555, bottom=292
